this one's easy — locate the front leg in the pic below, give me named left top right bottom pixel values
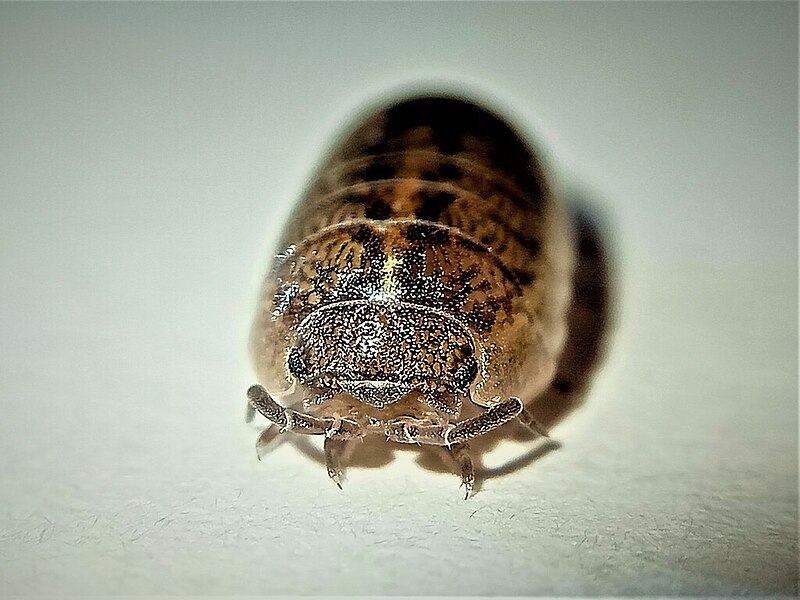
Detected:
left=384, top=400, right=522, bottom=499
left=247, top=384, right=360, bottom=436
left=250, top=397, right=314, bottom=460
left=324, top=437, right=352, bottom=490
left=248, top=385, right=363, bottom=489
left=385, top=397, right=524, bottom=446
left=446, top=442, right=476, bottom=499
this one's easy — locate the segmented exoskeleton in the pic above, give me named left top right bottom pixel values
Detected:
left=247, top=96, right=575, bottom=497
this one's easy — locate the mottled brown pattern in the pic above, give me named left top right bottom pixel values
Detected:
left=336, top=98, right=545, bottom=201
left=253, top=95, right=575, bottom=409
left=310, top=150, right=542, bottom=214
left=269, top=220, right=521, bottom=334
left=288, top=178, right=544, bottom=283
left=248, top=95, right=577, bottom=496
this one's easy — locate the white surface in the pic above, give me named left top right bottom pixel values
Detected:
left=0, top=3, right=797, bottom=596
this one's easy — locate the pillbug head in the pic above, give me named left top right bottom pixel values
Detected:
left=287, top=300, right=480, bottom=412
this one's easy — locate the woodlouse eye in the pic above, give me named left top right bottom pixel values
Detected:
left=287, top=347, right=308, bottom=379
left=452, top=355, right=478, bottom=390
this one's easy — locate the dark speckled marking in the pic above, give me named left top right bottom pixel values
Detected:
left=351, top=222, right=382, bottom=247
left=270, top=220, right=522, bottom=335
left=514, top=270, right=534, bottom=286
left=446, top=229, right=490, bottom=255
left=417, top=162, right=464, bottom=185
left=364, top=197, right=393, bottom=220
left=339, top=191, right=365, bottom=205
left=507, top=227, right=541, bottom=259
left=438, top=162, right=462, bottom=181
left=362, top=160, right=397, bottom=182
left=406, top=221, right=450, bottom=245
left=378, top=99, right=537, bottom=183
left=414, top=189, right=458, bottom=222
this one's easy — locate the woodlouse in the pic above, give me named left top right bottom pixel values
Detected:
left=246, top=95, right=576, bottom=497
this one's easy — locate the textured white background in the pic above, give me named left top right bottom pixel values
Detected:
left=0, top=2, right=797, bottom=596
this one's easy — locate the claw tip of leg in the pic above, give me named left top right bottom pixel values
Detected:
left=247, top=384, right=264, bottom=400
left=328, top=470, right=344, bottom=490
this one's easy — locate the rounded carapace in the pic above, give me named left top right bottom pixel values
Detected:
left=247, top=93, right=576, bottom=496
left=288, top=299, right=477, bottom=411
